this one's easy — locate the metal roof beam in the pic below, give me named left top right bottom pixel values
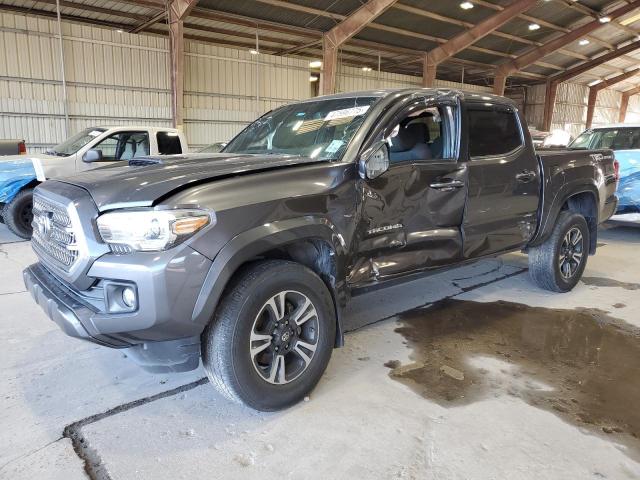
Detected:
left=422, top=0, right=538, bottom=87
left=619, top=84, right=640, bottom=121
left=587, top=68, right=640, bottom=127
left=493, top=0, right=640, bottom=95
left=253, top=0, right=571, bottom=71
left=321, top=0, right=399, bottom=94
left=542, top=39, right=640, bottom=130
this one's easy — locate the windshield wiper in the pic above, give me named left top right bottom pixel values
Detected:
left=47, top=150, right=69, bottom=157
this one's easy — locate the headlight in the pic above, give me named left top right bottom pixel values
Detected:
left=97, top=208, right=213, bottom=252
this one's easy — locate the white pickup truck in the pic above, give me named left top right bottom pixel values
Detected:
left=0, top=126, right=188, bottom=239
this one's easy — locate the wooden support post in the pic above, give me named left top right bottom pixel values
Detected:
left=168, top=0, right=199, bottom=130
left=320, top=0, right=399, bottom=95
left=619, top=94, right=630, bottom=123
left=543, top=81, right=558, bottom=131
left=493, top=72, right=507, bottom=96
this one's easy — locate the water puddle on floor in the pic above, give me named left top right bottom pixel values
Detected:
left=386, top=299, right=640, bottom=458
left=581, top=276, right=640, bottom=290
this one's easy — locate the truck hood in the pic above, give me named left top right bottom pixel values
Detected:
left=0, top=153, right=59, bottom=163
left=56, top=153, right=328, bottom=211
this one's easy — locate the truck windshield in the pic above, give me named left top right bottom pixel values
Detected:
left=223, top=96, right=379, bottom=160
left=49, top=128, right=106, bottom=156
left=569, top=127, right=640, bottom=150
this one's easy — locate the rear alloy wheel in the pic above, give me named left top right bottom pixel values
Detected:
left=2, top=188, right=34, bottom=239
left=528, top=211, right=589, bottom=292
left=202, top=260, right=336, bottom=411
left=558, top=227, right=584, bottom=281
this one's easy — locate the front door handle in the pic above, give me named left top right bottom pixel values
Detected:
left=430, top=179, right=465, bottom=192
left=515, top=170, right=537, bottom=183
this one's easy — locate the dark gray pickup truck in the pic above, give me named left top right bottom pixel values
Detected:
left=23, top=89, right=618, bottom=411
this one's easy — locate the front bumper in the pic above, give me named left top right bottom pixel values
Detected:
left=24, top=263, right=129, bottom=347
left=24, top=245, right=213, bottom=372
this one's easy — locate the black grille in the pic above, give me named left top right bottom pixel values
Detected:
left=31, top=195, right=79, bottom=270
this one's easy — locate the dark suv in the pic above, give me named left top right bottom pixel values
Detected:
left=24, top=89, right=618, bottom=411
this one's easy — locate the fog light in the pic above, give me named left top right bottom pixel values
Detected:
left=122, top=287, right=136, bottom=308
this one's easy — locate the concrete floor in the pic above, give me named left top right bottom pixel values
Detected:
left=1, top=222, right=639, bottom=480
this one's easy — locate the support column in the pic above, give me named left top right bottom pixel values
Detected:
left=542, top=81, right=558, bottom=131
left=493, top=72, right=507, bottom=96
left=619, top=94, right=630, bottom=123
left=168, top=0, right=199, bottom=130
left=586, top=87, right=598, bottom=129
left=169, top=16, right=184, bottom=130
left=321, top=36, right=338, bottom=95
left=422, top=52, right=437, bottom=88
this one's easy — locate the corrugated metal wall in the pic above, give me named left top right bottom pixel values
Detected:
left=336, top=64, right=492, bottom=93
left=525, top=82, right=624, bottom=138
left=184, top=42, right=310, bottom=148
left=3, top=9, right=630, bottom=154
left=625, top=95, right=640, bottom=123
left=0, top=12, right=170, bottom=153
left=0, top=11, right=311, bottom=152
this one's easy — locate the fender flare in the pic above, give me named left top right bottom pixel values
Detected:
left=191, top=217, right=349, bottom=346
left=531, top=180, right=599, bottom=248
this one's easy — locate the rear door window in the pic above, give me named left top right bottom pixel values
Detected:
left=468, top=107, right=523, bottom=157
left=157, top=131, right=183, bottom=155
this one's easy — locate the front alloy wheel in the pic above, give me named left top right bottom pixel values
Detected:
left=250, top=291, right=319, bottom=385
left=202, top=260, right=336, bottom=411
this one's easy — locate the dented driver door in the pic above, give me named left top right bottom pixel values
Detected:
left=348, top=96, right=468, bottom=287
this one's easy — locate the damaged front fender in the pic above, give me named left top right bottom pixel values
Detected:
left=0, top=160, right=37, bottom=203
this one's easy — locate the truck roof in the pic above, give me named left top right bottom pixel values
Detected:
left=296, top=88, right=516, bottom=107
left=92, top=126, right=181, bottom=133
left=588, top=123, right=640, bottom=130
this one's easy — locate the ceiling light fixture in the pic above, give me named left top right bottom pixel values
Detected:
left=599, top=16, right=611, bottom=23
left=460, top=2, right=473, bottom=10
left=362, top=66, right=373, bottom=72
left=579, top=39, right=590, bottom=45
left=249, top=49, right=259, bottom=55
left=528, top=23, right=540, bottom=31
left=309, top=60, right=322, bottom=68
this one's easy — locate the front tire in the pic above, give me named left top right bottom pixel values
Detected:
left=202, top=260, right=336, bottom=411
left=2, top=188, right=34, bottom=239
left=528, top=211, right=589, bottom=292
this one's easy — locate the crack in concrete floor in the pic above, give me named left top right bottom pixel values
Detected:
left=57, top=265, right=525, bottom=480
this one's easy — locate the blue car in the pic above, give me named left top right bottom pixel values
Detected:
left=569, top=124, right=640, bottom=213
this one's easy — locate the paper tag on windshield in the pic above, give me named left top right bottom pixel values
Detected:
left=325, top=140, right=343, bottom=154
left=88, top=130, right=102, bottom=137
left=325, top=106, right=369, bottom=121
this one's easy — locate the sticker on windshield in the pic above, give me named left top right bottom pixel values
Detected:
left=325, top=106, right=370, bottom=121
left=88, top=130, right=102, bottom=137
left=325, top=140, right=343, bottom=154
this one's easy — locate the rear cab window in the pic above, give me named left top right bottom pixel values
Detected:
left=467, top=106, right=523, bottom=158
left=157, top=131, right=183, bottom=155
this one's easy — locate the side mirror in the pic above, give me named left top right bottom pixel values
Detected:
left=359, top=141, right=389, bottom=179
left=83, top=149, right=103, bottom=163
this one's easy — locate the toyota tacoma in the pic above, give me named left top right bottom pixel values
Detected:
left=23, top=89, right=618, bottom=411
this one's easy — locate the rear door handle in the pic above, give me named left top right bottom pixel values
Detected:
left=429, top=179, right=465, bottom=191
left=515, top=170, right=536, bottom=183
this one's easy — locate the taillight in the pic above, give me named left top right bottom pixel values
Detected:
left=613, top=159, right=620, bottom=182
left=18, top=141, right=26, bottom=155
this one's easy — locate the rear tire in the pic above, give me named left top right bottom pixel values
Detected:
left=202, top=260, right=336, bottom=411
left=2, top=189, right=34, bottom=239
left=528, top=211, right=589, bottom=292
